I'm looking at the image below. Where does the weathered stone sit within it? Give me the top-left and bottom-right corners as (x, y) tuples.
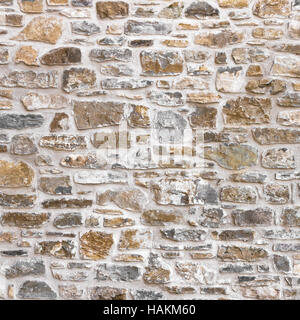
(129, 39), (153, 47)
(272, 56), (300, 78)
(189, 107), (217, 128)
(274, 255), (291, 273)
(143, 253), (171, 284)
(21, 93), (69, 111)
(195, 31), (244, 48)
(1, 212), (50, 228)
(50, 113), (69, 132)
(102, 78), (153, 90)
(4, 259), (45, 279)
(39, 176), (72, 195)
(252, 27), (283, 39)
(0, 192), (36, 209)
(278, 93), (300, 107)
(0, 114), (44, 130)
(60, 8), (90, 18)
(98, 36), (126, 46)
(10, 135), (37, 155)
(118, 229), (152, 250)
(223, 97), (271, 125)
(218, 245), (268, 262)
(15, 46), (39, 66)
(141, 210), (182, 226)
(96, 1), (128, 19)
(53, 213), (82, 229)
(73, 101), (124, 129)
(18, 0), (43, 13)
(149, 91), (184, 107)
(262, 148), (295, 169)
(289, 15), (300, 39)
(264, 183), (290, 204)
(35, 240), (75, 259)
(74, 171), (127, 184)
(114, 254), (144, 262)
(80, 230), (113, 260)
(281, 208), (300, 226)
(199, 208), (225, 228)
(159, 2), (183, 19)
(42, 198), (92, 209)
(72, 21), (100, 35)
(125, 20), (172, 35)
(151, 178), (218, 205)
(58, 285), (83, 300)
(230, 172), (266, 183)
(220, 186), (257, 204)
(13, 16), (62, 44)
(48, 0), (68, 4)
(232, 208), (273, 226)
(41, 47), (81, 65)
(128, 105), (150, 128)
(0, 160), (34, 187)
(241, 287), (280, 300)
(219, 263), (253, 273)
(273, 243), (300, 252)
(89, 48), (132, 62)
(100, 64), (133, 77)
(161, 228), (206, 241)
(218, 0), (248, 8)
(187, 93), (220, 104)
(232, 47), (269, 64)
(89, 286), (126, 300)
(96, 264), (141, 281)
(18, 281), (56, 299)
(60, 154), (106, 169)
(62, 68), (96, 93)
(185, 1), (219, 19)
(173, 77), (209, 90)
(253, 0), (290, 18)
(270, 43), (300, 56)
(131, 289), (163, 300)
(40, 135), (87, 151)
(252, 128), (300, 144)
(205, 144), (258, 170)
(246, 65), (263, 77)
(0, 71), (58, 88)
(264, 229), (300, 240)
(97, 188), (148, 212)
(216, 67), (244, 93)
(140, 50), (183, 76)
(103, 217), (135, 228)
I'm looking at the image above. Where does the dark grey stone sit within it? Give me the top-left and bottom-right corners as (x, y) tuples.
(18, 281), (57, 299)
(0, 114), (44, 129)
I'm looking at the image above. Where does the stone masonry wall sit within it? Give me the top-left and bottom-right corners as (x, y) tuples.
(0, 0), (300, 300)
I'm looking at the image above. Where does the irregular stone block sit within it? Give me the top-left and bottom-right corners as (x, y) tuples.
(63, 68), (96, 92)
(0, 160), (34, 187)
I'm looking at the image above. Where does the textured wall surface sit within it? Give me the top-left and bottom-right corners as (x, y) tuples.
(1, 0), (300, 300)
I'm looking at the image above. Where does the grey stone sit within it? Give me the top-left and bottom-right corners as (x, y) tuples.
(18, 281), (57, 299)
(102, 78), (153, 90)
(131, 289), (164, 300)
(89, 48), (132, 62)
(273, 255), (291, 273)
(219, 263), (254, 273)
(148, 91), (184, 107)
(185, 1), (219, 18)
(0, 114), (43, 129)
(4, 259), (45, 279)
(62, 68), (96, 93)
(54, 213), (82, 229)
(96, 264), (141, 281)
(125, 20), (172, 35)
(72, 21), (100, 35)
(232, 208), (274, 226)
(10, 135), (37, 155)
(161, 228), (207, 241)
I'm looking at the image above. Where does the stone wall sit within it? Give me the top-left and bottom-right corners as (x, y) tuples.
(0, 0), (300, 300)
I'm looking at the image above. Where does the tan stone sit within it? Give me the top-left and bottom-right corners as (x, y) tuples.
(272, 56), (300, 77)
(223, 97), (271, 125)
(15, 46), (39, 66)
(1, 212), (50, 228)
(13, 16), (63, 44)
(252, 28), (283, 40)
(162, 40), (189, 48)
(187, 93), (221, 104)
(195, 31), (244, 48)
(80, 231), (113, 260)
(218, 245), (268, 261)
(218, 0), (248, 8)
(18, 0), (43, 13)
(253, 0), (290, 18)
(246, 65), (263, 76)
(118, 229), (152, 250)
(96, 1), (129, 19)
(189, 107), (217, 128)
(0, 160), (34, 187)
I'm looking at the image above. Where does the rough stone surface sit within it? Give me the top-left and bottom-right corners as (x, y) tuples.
(0, 0), (298, 301)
